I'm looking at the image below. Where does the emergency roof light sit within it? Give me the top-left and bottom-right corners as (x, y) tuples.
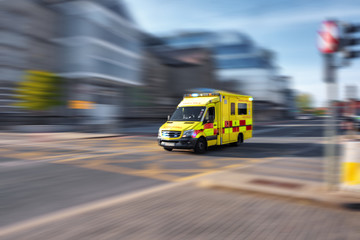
(184, 92), (220, 97)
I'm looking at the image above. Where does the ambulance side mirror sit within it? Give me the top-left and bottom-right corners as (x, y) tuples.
(167, 115), (171, 121)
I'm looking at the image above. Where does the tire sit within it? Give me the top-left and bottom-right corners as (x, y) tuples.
(164, 147), (173, 151)
(194, 138), (207, 154)
(231, 134), (243, 146)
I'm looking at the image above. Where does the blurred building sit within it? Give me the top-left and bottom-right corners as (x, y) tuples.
(0, 0), (58, 124)
(154, 31), (292, 121)
(277, 76), (297, 118)
(345, 85), (358, 101)
(129, 35), (217, 119)
(50, 0), (143, 126)
(0, 0), (143, 128)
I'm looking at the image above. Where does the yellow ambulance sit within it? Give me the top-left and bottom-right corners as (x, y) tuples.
(158, 90), (253, 153)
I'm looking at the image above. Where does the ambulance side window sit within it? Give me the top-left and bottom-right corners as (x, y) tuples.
(238, 103), (247, 115)
(231, 103), (235, 115)
(205, 107), (215, 123)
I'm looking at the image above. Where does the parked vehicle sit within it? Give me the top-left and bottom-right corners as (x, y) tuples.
(158, 90), (253, 153)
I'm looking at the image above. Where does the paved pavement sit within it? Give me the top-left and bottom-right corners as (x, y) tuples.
(1, 184), (360, 240)
(1, 119), (360, 239)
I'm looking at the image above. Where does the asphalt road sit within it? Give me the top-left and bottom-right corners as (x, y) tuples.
(0, 119), (332, 228)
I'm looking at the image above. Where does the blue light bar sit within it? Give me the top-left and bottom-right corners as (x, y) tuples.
(184, 92), (220, 97)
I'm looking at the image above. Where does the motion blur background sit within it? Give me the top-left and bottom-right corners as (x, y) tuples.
(0, 0), (359, 132)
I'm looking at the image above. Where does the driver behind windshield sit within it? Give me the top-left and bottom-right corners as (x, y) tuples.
(170, 107), (205, 121)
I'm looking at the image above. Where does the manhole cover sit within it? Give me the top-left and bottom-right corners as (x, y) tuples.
(249, 179), (303, 189)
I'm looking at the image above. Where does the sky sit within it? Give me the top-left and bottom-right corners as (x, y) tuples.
(123, 0), (360, 107)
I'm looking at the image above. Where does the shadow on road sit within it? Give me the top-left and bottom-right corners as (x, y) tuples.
(171, 142), (331, 159)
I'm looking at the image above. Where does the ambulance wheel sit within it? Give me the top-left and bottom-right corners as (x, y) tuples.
(194, 137), (207, 154)
(164, 147), (173, 151)
(232, 134), (243, 146)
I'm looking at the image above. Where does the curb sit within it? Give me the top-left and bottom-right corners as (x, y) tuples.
(196, 173), (360, 210)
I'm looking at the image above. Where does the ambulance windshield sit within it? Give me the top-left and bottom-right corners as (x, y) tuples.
(170, 107), (206, 121)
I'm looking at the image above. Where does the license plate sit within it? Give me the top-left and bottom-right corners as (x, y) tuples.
(163, 142), (175, 146)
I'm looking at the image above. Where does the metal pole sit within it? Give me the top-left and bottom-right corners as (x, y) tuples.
(323, 53), (339, 190)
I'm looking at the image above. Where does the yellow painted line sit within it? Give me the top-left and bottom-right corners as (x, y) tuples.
(221, 164), (243, 169)
(78, 159), (111, 166)
(2, 152), (47, 160)
(146, 163), (162, 170)
(54, 155), (99, 163)
(80, 163), (177, 182)
(162, 159), (195, 162)
(198, 160), (217, 168)
(151, 169), (214, 173)
(38, 152), (85, 160)
(176, 170), (218, 182)
(54, 148), (161, 163)
(175, 157), (280, 182)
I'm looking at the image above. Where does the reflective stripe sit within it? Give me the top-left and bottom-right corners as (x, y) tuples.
(204, 128), (214, 136)
(246, 119), (253, 125)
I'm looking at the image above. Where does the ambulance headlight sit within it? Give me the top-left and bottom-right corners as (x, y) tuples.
(158, 129), (162, 137)
(182, 129), (194, 138)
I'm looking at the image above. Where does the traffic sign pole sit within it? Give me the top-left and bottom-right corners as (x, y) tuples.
(318, 20), (340, 190)
(323, 53), (339, 190)
(319, 20), (360, 190)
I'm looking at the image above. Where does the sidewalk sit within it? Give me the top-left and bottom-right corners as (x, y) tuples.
(196, 134), (360, 208)
(1, 183), (359, 240)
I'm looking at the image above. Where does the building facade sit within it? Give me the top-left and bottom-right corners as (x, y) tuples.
(0, 0), (143, 128)
(134, 36), (217, 119)
(51, 0), (143, 126)
(0, 0), (58, 124)
(157, 31), (291, 120)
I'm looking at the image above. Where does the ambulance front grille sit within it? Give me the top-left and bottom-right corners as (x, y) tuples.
(162, 131), (181, 138)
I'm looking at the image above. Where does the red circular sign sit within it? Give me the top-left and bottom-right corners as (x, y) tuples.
(318, 20), (339, 54)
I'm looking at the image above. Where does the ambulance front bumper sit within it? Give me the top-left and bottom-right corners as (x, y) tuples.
(158, 137), (197, 149)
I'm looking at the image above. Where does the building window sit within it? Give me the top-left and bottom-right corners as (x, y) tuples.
(238, 103), (247, 115)
(231, 103), (235, 115)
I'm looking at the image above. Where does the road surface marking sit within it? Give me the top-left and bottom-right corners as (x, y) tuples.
(79, 163), (178, 182)
(176, 170), (220, 182)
